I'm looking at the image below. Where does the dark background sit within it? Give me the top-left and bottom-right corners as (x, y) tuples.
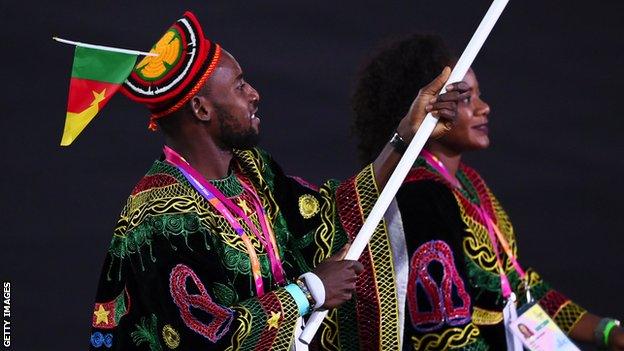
(1, 1), (623, 350)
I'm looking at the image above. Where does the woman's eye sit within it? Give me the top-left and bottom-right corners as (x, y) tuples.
(462, 96), (472, 104)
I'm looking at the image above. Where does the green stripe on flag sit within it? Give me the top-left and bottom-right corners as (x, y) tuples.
(71, 46), (137, 84)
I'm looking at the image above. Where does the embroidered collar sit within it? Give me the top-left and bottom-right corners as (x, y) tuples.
(209, 170), (244, 198)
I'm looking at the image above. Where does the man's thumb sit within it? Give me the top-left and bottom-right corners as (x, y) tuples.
(422, 66), (451, 95)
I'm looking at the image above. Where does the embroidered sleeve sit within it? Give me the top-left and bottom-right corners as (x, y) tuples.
(525, 269), (587, 334)
(89, 193), (304, 351)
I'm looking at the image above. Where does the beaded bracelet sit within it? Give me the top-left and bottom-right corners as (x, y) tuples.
(295, 278), (316, 309)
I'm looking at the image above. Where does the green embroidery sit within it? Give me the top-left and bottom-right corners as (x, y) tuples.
(462, 337), (490, 351)
(456, 171), (481, 205)
(289, 229), (315, 273)
(131, 314), (163, 351)
(212, 282), (239, 306)
(255, 149), (276, 192)
(147, 161), (187, 184)
(528, 280), (551, 302)
(221, 245), (271, 278)
(108, 213), (210, 281)
(113, 291), (128, 325)
(464, 255), (520, 300)
(209, 171), (244, 197)
(417, 158), (480, 204)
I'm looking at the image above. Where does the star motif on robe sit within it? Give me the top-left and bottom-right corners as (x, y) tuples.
(267, 311), (281, 330)
(237, 198), (253, 216)
(93, 304), (110, 325)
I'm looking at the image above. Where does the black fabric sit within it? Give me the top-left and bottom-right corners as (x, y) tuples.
(396, 179), (506, 349)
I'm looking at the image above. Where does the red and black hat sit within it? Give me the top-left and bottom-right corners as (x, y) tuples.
(121, 11), (221, 129)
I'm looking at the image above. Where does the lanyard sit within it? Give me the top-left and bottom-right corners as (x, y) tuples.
(421, 150), (527, 299)
(163, 146), (285, 296)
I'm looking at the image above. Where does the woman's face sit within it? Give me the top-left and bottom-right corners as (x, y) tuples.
(436, 69), (491, 153)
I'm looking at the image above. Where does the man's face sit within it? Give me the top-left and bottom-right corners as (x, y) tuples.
(203, 50), (261, 149)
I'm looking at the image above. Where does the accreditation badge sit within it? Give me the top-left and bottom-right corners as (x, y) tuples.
(510, 302), (580, 351)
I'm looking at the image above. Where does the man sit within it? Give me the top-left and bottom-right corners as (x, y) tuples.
(88, 12), (468, 350)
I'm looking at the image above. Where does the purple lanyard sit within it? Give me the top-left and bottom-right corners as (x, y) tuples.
(421, 150), (526, 298)
(163, 146), (286, 289)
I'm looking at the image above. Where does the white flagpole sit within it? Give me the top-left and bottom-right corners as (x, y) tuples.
(299, 0), (511, 344)
(53, 37), (158, 57)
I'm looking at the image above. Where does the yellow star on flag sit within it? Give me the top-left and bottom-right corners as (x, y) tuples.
(267, 311), (281, 330)
(61, 89), (108, 146)
(91, 89), (107, 106)
(93, 304), (110, 325)
(237, 198), (253, 216)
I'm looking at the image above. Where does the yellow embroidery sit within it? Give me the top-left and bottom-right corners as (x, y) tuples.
(237, 198), (253, 216)
(226, 306), (252, 351)
(136, 30), (182, 80)
(472, 307), (503, 325)
(298, 194), (319, 219)
(552, 301), (587, 334)
(411, 322), (480, 351)
(267, 311), (281, 330)
(93, 305), (110, 325)
(162, 324), (180, 349)
(356, 165), (402, 350)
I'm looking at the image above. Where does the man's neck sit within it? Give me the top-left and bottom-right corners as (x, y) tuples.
(426, 143), (462, 178)
(165, 136), (233, 180)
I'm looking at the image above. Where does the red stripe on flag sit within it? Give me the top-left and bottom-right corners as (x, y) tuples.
(66, 78), (120, 113)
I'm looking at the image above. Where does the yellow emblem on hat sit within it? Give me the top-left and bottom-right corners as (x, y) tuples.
(162, 324), (180, 349)
(136, 29), (182, 80)
(298, 194), (319, 219)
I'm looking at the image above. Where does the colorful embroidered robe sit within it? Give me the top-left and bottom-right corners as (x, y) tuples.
(88, 148), (379, 351)
(380, 158), (588, 350)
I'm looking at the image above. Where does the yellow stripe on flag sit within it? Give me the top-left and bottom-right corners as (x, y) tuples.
(60, 89), (106, 146)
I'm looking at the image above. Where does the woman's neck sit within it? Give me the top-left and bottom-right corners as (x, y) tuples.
(426, 143), (462, 178)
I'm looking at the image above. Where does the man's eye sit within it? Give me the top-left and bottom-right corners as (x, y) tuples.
(237, 82), (246, 90)
(462, 96), (472, 104)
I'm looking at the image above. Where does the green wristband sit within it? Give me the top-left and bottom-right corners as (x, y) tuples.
(603, 320), (619, 347)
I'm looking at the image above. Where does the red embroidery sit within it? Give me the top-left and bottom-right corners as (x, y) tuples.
(287, 175), (319, 192)
(131, 174), (178, 195)
(538, 290), (570, 317)
(255, 292), (283, 351)
(407, 241), (471, 331)
(92, 287), (131, 329)
(336, 177), (381, 351)
(169, 264), (234, 342)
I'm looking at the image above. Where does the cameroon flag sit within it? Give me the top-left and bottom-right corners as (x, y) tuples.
(61, 46), (137, 146)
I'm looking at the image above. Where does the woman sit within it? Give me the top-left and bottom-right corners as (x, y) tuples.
(351, 34), (624, 350)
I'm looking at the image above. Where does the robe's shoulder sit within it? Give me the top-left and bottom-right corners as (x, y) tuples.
(114, 160), (205, 239)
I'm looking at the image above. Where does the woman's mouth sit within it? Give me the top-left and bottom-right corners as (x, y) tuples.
(472, 123), (488, 134)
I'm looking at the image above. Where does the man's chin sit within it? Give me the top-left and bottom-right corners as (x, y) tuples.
(224, 132), (261, 150)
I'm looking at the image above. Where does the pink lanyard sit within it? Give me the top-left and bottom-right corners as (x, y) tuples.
(163, 146), (285, 296)
(421, 150), (526, 298)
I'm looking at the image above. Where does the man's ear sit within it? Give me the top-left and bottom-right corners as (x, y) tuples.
(190, 95), (213, 122)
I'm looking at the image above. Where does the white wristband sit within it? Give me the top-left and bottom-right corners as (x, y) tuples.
(300, 272), (325, 310)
